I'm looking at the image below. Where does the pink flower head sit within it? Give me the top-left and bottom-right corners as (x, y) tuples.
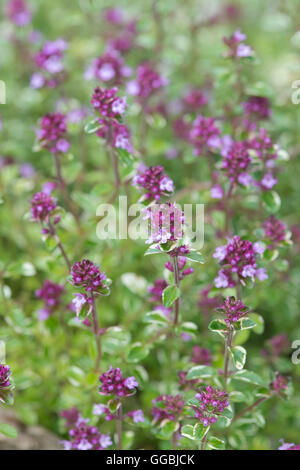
(148, 278), (168, 303)
(85, 50), (132, 84)
(127, 62), (168, 101)
(71, 259), (108, 295)
(37, 113), (69, 154)
(132, 165), (174, 201)
(99, 367), (138, 397)
(263, 215), (286, 248)
(221, 141), (251, 184)
(192, 386), (229, 426)
(35, 280), (64, 320)
(216, 296), (249, 324)
(62, 415), (112, 450)
(6, 0), (31, 26)
(242, 96), (271, 120)
(144, 202), (185, 245)
(183, 89), (207, 112)
(30, 192), (57, 223)
(190, 115), (221, 155)
(127, 409), (145, 423)
(214, 236), (267, 287)
(191, 346), (212, 366)
(270, 373), (289, 397)
(151, 394), (184, 423)
(223, 29), (253, 58)
(91, 87), (127, 118)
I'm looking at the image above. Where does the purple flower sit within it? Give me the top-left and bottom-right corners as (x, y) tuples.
(32, 39), (68, 88)
(191, 346), (212, 366)
(36, 113), (69, 154)
(242, 96), (271, 120)
(192, 386), (229, 426)
(127, 62), (168, 101)
(278, 440), (300, 450)
(144, 203), (185, 245)
(216, 296), (249, 324)
(0, 364), (12, 404)
(61, 415), (112, 450)
(6, 0), (31, 26)
(183, 89), (207, 112)
(148, 278), (168, 303)
(260, 173), (278, 190)
(133, 165), (174, 201)
(221, 141), (251, 184)
(263, 215), (286, 248)
(99, 367), (138, 397)
(60, 408), (80, 428)
(71, 260), (108, 295)
(85, 50), (131, 84)
(214, 236), (267, 287)
(91, 87), (127, 118)
(270, 373), (289, 397)
(190, 115), (221, 155)
(151, 394), (184, 423)
(30, 192), (57, 223)
(103, 8), (124, 25)
(211, 184), (224, 199)
(35, 280), (64, 320)
(165, 255), (194, 280)
(223, 29), (253, 58)
(127, 409), (145, 423)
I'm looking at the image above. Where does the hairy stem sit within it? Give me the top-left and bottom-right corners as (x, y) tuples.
(172, 254), (180, 326)
(53, 153), (81, 229)
(223, 327), (233, 391)
(91, 292), (102, 373)
(116, 403), (123, 450)
(48, 221), (71, 271)
(232, 396), (269, 422)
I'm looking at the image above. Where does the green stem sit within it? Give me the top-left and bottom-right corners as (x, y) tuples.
(172, 255), (180, 326)
(91, 292), (102, 373)
(116, 403), (123, 450)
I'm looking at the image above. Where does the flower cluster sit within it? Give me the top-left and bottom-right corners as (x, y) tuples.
(223, 29), (253, 58)
(278, 440), (300, 451)
(263, 215), (286, 248)
(99, 368), (138, 397)
(35, 280), (64, 321)
(216, 296), (249, 324)
(85, 50), (131, 84)
(36, 113), (70, 154)
(71, 260), (108, 295)
(165, 256), (194, 280)
(192, 386), (229, 426)
(0, 364), (12, 404)
(132, 165), (174, 201)
(91, 87), (127, 118)
(191, 346), (212, 366)
(270, 373), (289, 396)
(61, 415), (112, 450)
(242, 96), (271, 120)
(31, 39), (68, 89)
(30, 192), (57, 223)
(214, 236), (267, 287)
(144, 202), (185, 245)
(151, 394), (184, 423)
(6, 0), (31, 26)
(190, 115), (221, 156)
(221, 140), (252, 186)
(182, 89), (207, 113)
(127, 62), (168, 101)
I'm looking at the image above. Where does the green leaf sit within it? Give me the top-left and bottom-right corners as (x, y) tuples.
(127, 342), (149, 363)
(248, 313), (264, 334)
(143, 311), (169, 325)
(185, 251), (205, 264)
(177, 322), (198, 337)
(0, 423), (18, 438)
(229, 391), (248, 403)
(162, 285), (180, 308)
(144, 245), (162, 256)
(157, 420), (178, 440)
(262, 191), (281, 213)
(207, 436), (225, 450)
(181, 424), (194, 440)
(233, 370), (264, 385)
(239, 317), (257, 330)
(84, 119), (101, 134)
(230, 346), (247, 370)
(193, 423), (206, 440)
(186, 365), (215, 380)
(116, 148), (136, 167)
(208, 319), (228, 332)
